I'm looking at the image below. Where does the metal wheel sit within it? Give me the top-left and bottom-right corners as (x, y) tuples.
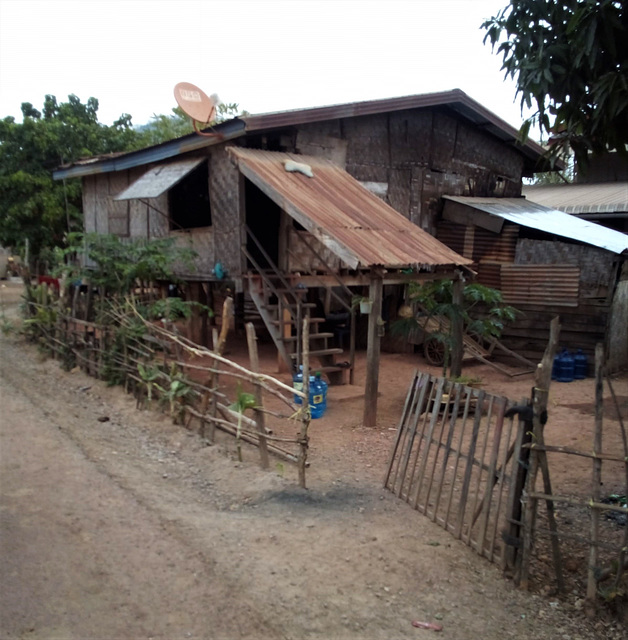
(423, 337), (445, 366)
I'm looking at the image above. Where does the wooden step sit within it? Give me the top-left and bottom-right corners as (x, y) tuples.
(263, 302), (317, 311)
(271, 317), (326, 326)
(289, 348), (343, 359)
(281, 332), (334, 343)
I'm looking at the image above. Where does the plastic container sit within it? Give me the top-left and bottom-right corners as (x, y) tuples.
(309, 372), (328, 419)
(551, 352), (561, 381)
(574, 349), (588, 379)
(556, 349), (575, 383)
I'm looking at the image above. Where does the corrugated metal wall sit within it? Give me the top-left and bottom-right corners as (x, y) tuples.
(435, 219), (616, 361)
(501, 264), (580, 307)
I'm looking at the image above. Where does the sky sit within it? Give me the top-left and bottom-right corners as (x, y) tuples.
(0, 0), (530, 130)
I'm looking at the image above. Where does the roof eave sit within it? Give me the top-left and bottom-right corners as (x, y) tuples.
(52, 118), (246, 180)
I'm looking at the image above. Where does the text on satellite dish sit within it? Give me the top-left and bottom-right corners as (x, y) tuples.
(179, 89), (202, 102)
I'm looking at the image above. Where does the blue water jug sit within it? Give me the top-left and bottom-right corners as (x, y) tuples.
(309, 372), (328, 419)
(574, 349), (588, 379)
(556, 349), (575, 382)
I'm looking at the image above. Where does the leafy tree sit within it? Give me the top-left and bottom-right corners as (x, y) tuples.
(0, 95), (141, 266)
(482, 0), (628, 168)
(0, 93), (246, 267)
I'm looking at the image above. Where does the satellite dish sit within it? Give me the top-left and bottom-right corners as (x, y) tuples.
(174, 82), (221, 137)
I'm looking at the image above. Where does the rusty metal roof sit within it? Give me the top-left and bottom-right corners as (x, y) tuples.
(523, 182), (628, 214)
(229, 147), (471, 270)
(443, 195), (628, 255)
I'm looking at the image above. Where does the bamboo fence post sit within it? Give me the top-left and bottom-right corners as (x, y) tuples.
(246, 322), (270, 469)
(606, 374), (628, 591)
(587, 343), (604, 606)
(298, 317), (310, 489)
(201, 298), (232, 442)
(395, 374), (431, 499)
(518, 316), (561, 590)
(466, 394), (495, 547)
(383, 371), (419, 489)
(443, 389), (473, 531)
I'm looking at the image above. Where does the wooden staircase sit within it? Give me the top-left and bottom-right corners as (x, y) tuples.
(245, 272), (350, 384)
(242, 229), (353, 385)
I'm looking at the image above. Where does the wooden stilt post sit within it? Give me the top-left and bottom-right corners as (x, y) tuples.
(450, 273), (464, 379)
(246, 322), (270, 469)
(298, 317), (310, 488)
(363, 274), (383, 427)
(587, 343), (604, 607)
(188, 281), (203, 345)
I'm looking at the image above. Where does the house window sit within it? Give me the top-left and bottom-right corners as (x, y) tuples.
(168, 161), (211, 230)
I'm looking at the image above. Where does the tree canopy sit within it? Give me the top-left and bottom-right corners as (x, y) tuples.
(0, 94), (245, 267)
(482, 0), (628, 168)
(0, 95), (140, 263)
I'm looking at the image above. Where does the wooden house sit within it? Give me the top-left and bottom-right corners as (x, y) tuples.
(54, 89), (592, 416)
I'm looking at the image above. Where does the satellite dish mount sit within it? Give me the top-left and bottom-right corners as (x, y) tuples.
(174, 82), (223, 138)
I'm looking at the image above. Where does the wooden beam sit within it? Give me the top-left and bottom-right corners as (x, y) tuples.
(363, 275), (383, 427)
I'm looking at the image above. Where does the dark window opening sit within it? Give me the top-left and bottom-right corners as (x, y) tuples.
(168, 162), (211, 230)
(245, 178), (281, 268)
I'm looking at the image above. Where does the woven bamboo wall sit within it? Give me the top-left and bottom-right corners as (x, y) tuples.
(107, 171), (130, 237)
(209, 147), (242, 278)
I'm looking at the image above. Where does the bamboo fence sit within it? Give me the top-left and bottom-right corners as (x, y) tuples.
(385, 320), (628, 610)
(27, 292), (313, 487)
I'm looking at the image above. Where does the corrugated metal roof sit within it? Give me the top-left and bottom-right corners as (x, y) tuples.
(113, 157), (205, 200)
(523, 182), (628, 214)
(230, 148), (471, 270)
(443, 196), (628, 255)
(53, 89), (553, 180)
(53, 119), (246, 180)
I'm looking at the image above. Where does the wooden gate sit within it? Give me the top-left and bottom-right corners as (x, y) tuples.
(384, 371), (523, 565)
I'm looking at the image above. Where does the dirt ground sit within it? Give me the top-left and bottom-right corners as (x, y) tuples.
(1, 279), (626, 640)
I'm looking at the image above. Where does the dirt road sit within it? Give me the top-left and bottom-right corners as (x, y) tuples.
(0, 283), (623, 639)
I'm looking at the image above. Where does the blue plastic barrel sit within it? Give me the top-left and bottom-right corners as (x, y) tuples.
(574, 349), (588, 379)
(556, 349), (575, 382)
(551, 351), (561, 380)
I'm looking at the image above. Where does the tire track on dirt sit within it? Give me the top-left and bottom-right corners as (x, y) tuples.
(0, 338), (289, 640)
